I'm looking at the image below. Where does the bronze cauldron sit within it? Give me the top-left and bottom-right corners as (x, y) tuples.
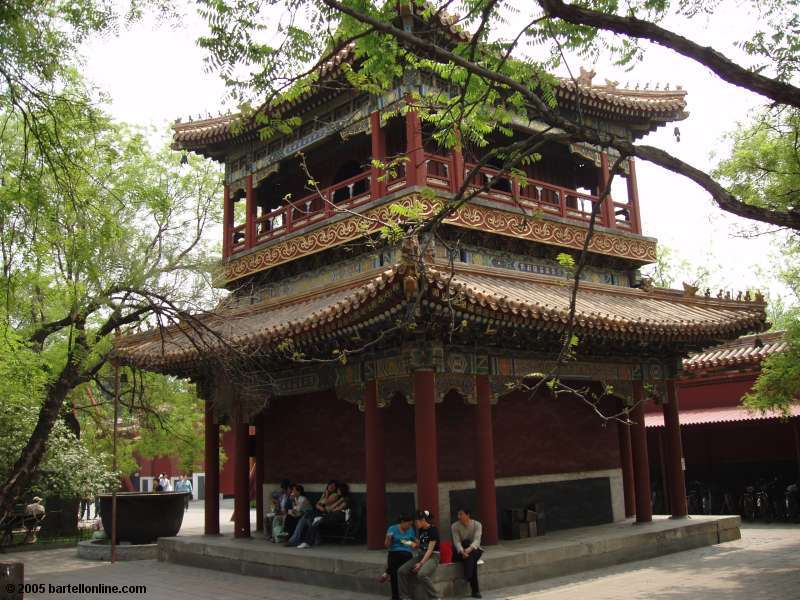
(99, 492), (188, 544)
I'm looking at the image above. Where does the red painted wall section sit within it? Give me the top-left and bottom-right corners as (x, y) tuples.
(677, 374), (758, 410)
(262, 390), (366, 484)
(644, 372), (758, 414)
(220, 428), (236, 496)
(492, 389), (619, 478)
(383, 392), (417, 482)
(258, 386), (619, 485)
(134, 452), (181, 478)
(437, 390), (477, 481)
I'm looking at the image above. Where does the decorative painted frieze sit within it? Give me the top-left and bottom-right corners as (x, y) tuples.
(222, 193), (657, 283)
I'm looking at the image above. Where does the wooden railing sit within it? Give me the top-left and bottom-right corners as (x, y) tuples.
(229, 171), (372, 250)
(464, 161), (612, 227)
(227, 152), (639, 255)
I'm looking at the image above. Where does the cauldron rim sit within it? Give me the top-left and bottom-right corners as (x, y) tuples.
(99, 491), (187, 544)
(98, 491), (188, 498)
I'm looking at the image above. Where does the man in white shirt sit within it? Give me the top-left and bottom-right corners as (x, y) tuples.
(450, 508), (484, 599)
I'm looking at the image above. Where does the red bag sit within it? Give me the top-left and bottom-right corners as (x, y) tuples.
(439, 540), (453, 564)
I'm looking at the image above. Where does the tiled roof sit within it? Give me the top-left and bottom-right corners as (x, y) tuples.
(555, 81), (687, 119)
(114, 264), (766, 373)
(682, 331), (786, 373)
(645, 405), (800, 428)
(435, 268), (763, 339)
(173, 4), (687, 154)
(174, 80), (687, 151)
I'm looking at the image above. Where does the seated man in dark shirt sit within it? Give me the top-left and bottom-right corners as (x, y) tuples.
(397, 509), (440, 600)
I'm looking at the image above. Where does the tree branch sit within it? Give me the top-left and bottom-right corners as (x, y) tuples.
(538, 0), (800, 109)
(320, 0), (800, 230)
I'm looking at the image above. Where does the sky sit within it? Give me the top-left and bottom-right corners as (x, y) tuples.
(79, 1), (789, 304)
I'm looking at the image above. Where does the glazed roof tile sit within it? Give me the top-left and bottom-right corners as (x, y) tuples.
(174, 80), (687, 150)
(114, 264), (766, 373)
(682, 331), (786, 373)
(173, 5), (686, 154)
(645, 404), (800, 428)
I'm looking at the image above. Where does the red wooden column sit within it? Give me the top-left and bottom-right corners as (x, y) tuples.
(204, 400), (220, 535)
(233, 418), (251, 538)
(617, 399), (636, 518)
(364, 380), (387, 550)
(222, 184), (232, 258)
(626, 158), (643, 234)
(663, 380), (689, 517)
(245, 174), (255, 249)
(413, 370), (439, 514)
(451, 130), (465, 193)
(255, 411), (266, 531)
(599, 151), (615, 228)
(404, 104), (425, 187)
(629, 382), (653, 523)
(370, 112), (386, 199)
(474, 375), (498, 545)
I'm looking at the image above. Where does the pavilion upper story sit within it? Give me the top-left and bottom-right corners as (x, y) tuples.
(173, 42), (688, 287)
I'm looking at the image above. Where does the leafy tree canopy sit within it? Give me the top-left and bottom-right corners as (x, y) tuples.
(0, 73), (221, 510)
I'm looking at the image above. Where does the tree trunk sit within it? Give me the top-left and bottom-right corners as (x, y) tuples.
(0, 359), (85, 516)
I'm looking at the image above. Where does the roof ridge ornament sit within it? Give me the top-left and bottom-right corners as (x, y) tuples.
(577, 66), (596, 87)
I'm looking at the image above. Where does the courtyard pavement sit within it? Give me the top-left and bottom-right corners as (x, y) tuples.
(3, 503), (799, 599)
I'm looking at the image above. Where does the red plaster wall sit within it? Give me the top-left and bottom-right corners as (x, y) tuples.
(644, 372), (759, 414)
(262, 390), (366, 484)
(219, 429), (236, 495)
(134, 452), (181, 478)
(258, 385), (620, 485)
(491, 389), (619, 478)
(677, 374), (758, 410)
(383, 392), (417, 482)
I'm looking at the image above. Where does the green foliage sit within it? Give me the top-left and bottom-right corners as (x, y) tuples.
(713, 110), (800, 215)
(79, 374), (206, 476)
(0, 324), (116, 499)
(715, 110), (800, 409)
(0, 74), (222, 505)
(744, 315), (800, 413)
(556, 252), (576, 272)
(380, 198), (429, 242)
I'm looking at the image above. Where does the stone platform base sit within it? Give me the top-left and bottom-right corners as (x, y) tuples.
(158, 515), (740, 598)
(77, 539), (159, 561)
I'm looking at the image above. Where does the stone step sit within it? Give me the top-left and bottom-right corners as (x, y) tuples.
(158, 515), (740, 598)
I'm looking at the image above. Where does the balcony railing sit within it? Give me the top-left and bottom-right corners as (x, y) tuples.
(226, 152), (639, 256)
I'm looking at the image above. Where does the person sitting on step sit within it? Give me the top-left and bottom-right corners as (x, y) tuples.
(265, 479), (292, 541)
(451, 507), (484, 599)
(397, 509), (440, 600)
(283, 484), (311, 542)
(379, 513), (416, 600)
(292, 480), (349, 548)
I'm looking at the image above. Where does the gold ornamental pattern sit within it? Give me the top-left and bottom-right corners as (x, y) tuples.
(445, 204), (657, 263)
(223, 195), (657, 282)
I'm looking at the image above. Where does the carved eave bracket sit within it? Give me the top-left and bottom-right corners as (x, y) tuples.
(377, 376), (413, 406)
(437, 372), (475, 404)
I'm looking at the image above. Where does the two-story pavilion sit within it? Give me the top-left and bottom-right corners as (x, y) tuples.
(114, 12), (766, 549)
